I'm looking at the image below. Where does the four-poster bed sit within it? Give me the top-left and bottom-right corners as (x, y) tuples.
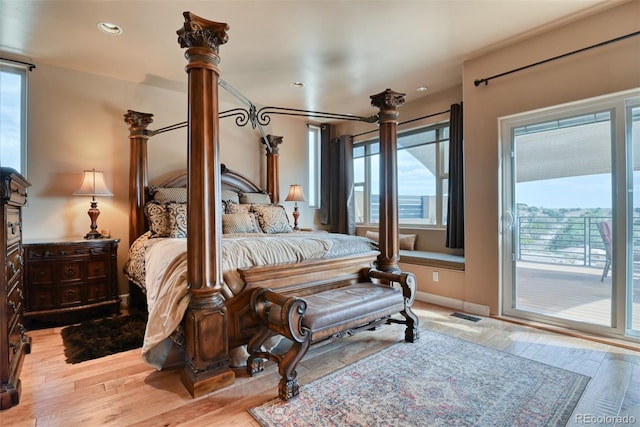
(123, 11), (417, 398)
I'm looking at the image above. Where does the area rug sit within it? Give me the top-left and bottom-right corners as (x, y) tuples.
(249, 330), (590, 427)
(60, 311), (147, 364)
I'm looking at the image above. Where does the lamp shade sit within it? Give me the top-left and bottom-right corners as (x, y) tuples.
(73, 169), (113, 197)
(285, 184), (306, 202)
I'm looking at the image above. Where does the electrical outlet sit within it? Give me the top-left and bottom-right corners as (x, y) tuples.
(433, 271), (439, 282)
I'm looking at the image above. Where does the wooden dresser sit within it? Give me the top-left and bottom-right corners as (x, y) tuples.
(0, 167), (31, 410)
(23, 238), (121, 326)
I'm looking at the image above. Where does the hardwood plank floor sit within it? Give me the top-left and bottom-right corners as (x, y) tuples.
(3, 301), (640, 426)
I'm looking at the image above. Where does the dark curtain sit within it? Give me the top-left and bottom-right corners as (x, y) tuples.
(319, 129), (355, 234)
(446, 103), (465, 248)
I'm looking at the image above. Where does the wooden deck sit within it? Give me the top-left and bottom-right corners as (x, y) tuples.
(516, 261), (640, 331)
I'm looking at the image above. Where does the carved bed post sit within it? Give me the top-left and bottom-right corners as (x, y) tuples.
(370, 89), (405, 273)
(177, 12), (234, 397)
(124, 110), (153, 244)
(264, 134), (283, 203)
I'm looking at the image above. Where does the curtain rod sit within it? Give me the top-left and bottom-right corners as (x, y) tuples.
(474, 30), (640, 87)
(0, 57), (36, 71)
(351, 109), (451, 139)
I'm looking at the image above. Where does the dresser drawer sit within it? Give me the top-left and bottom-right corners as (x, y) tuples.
(6, 207), (21, 247)
(6, 246), (22, 287)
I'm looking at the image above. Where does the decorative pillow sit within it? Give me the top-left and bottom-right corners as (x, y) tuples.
(226, 201), (252, 215)
(239, 191), (271, 205)
(167, 203), (188, 238)
(152, 187), (187, 203)
(252, 204), (293, 234)
(222, 189), (240, 204)
(365, 230), (417, 251)
(222, 213), (261, 234)
(145, 202), (170, 237)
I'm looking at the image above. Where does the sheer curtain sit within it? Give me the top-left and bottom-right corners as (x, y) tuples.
(446, 103), (464, 248)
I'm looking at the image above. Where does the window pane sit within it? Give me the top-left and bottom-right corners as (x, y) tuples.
(354, 183), (365, 224)
(0, 69), (24, 172)
(369, 154), (380, 224)
(398, 144), (436, 225)
(307, 125), (320, 207)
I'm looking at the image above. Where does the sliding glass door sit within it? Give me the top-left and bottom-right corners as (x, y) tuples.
(501, 91), (640, 339)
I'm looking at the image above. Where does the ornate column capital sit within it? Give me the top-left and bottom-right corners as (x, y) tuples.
(177, 12), (229, 52)
(370, 89), (405, 123)
(265, 134), (283, 154)
(124, 110), (153, 133)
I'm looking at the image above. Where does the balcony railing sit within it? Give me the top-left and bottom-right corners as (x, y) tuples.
(517, 215), (640, 271)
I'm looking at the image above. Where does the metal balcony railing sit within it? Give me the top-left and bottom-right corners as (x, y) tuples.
(516, 215), (640, 269)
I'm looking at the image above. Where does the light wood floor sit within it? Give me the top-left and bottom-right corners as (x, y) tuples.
(3, 301), (640, 427)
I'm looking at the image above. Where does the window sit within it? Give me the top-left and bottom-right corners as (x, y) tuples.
(307, 124), (321, 208)
(354, 123), (449, 226)
(0, 61), (28, 174)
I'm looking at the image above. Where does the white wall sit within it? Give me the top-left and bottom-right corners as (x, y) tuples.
(24, 63), (309, 298)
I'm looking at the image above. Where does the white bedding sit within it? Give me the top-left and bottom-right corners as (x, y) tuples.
(125, 232), (376, 369)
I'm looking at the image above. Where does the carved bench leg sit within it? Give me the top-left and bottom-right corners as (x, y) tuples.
(402, 306), (420, 343)
(247, 327), (277, 376)
(278, 339), (310, 400)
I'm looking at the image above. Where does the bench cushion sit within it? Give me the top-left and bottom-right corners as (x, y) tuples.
(300, 283), (405, 341)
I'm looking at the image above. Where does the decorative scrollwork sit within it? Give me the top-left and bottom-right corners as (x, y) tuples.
(220, 108), (251, 127)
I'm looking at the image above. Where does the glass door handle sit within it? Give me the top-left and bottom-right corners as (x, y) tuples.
(503, 209), (514, 230)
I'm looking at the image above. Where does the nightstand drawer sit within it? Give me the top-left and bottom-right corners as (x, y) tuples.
(23, 238), (121, 326)
(57, 261), (82, 283)
(28, 263), (54, 285)
(28, 286), (55, 311)
(58, 285), (82, 306)
(87, 260), (107, 279)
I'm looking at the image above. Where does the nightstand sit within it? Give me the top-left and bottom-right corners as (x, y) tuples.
(22, 238), (121, 327)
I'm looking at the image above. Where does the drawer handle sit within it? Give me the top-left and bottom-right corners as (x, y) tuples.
(9, 342), (18, 354)
(7, 261), (16, 274)
(18, 288), (23, 300)
(64, 267), (76, 277)
(9, 300), (17, 313)
(67, 290), (76, 298)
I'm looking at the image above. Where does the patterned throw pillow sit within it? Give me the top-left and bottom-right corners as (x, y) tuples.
(152, 187), (187, 203)
(239, 191), (271, 205)
(226, 201), (252, 215)
(167, 203), (188, 238)
(252, 204), (293, 234)
(222, 189), (240, 204)
(222, 213), (260, 234)
(145, 202), (170, 237)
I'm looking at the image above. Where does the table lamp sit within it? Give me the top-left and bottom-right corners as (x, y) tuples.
(285, 184), (306, 230)
(74, 168), (113, 239)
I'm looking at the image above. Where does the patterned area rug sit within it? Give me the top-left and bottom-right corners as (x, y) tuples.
(249, 330), (590, 427)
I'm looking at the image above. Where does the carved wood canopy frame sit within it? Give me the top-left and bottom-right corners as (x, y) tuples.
(124, 11), (405, 398)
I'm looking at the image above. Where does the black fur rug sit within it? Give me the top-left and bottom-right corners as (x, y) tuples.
(60, 311), (147, 364)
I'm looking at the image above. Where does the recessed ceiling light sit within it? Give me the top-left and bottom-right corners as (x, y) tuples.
(417, 86), (428, 92)
(290, 82), (305, 88)
(97, 22), (123, 35)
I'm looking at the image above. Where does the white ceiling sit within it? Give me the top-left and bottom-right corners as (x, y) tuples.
(0, 0), (625, 118)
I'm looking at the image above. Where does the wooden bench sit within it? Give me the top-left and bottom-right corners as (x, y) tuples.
(246, 269), (419, 400)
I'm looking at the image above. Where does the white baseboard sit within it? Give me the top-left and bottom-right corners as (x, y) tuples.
(415, 291), (490, 316)
(120, 294), (130, 309)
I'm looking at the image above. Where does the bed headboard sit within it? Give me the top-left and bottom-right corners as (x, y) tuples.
(154, 164), (264, 194)
(129, 163), (268, 242)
